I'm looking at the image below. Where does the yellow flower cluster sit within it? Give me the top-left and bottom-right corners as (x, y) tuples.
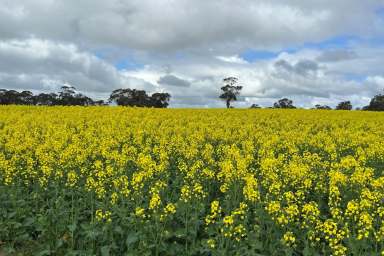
(95, 209), (112, 223)
(282, 231), (296, 248)
(205, 200), (221, 225)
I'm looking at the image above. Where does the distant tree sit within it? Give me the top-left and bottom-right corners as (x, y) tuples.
(0, 87), (99, 106)
(73, 94), (94, 106)
(250, 104), (261, 109)
(363, 93), (384, 111)
(0, 89), (18, 105)
(0, 89), (7, 104)
(219, 77), (242, 108)
(109, 89), (171, 108)
(56, 86), (94, 106)
(0, 89), (10, 104)
(314, 104), (332, 110)
(150, 92), (171, 108)
(109, 88), (149, 107)
(19, 91), (34, 105)
(273, 98), (296, 109)
(336, 101), (352, 110)
(57, 86), (76, 105)
(93, 100), (107, 106)
(0, 89), (34, 105)
(59, 85), (76, 97)
(34, 93), (58, 106)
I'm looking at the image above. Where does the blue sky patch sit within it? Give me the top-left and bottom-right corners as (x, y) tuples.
(93, 50), (144, 70)
(376, 7), (384, 18)
(114, 59), (144, 70)
(240, 50), (279, 62)
(344, 73), (367, 82)
(241, 35), (359, 63)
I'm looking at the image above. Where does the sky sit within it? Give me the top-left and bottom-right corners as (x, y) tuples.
(0, 0), (384, 108)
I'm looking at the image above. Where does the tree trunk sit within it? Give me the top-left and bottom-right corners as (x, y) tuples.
(226, 100), (230, 109)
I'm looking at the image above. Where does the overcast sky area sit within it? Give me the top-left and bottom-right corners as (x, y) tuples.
(1, 0), (384, 108)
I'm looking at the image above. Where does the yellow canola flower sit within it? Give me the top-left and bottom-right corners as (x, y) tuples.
(207, 238), (216, 248)
(135, 207), (146, 218)
(223, 216), (234, 226)
(282, 231), (296, 248)
(149, 193), (161, 211)
(95, 209), (112, 223)
(164, 203), (176, 215)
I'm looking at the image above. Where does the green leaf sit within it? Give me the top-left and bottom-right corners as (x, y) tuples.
(101, 246), (110, 256)
(24, 217), (35, 226)
(55, 238), (64, 249)
(8, 212), (17, 218)
(36, 249), (51, 256)
(114, 225), (123, 235)
(251, 240), (263, 250)
(68, 223), (77, 232)
(126, 234), (138, 247)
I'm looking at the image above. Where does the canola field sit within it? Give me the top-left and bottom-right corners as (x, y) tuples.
(0, 106), (384, 256)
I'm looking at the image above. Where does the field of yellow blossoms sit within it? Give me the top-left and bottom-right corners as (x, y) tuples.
(1, 106), (384, 255)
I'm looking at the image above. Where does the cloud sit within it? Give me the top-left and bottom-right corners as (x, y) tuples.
(216, 55), (248, 64)
(274, 59), (319, 77)
(317, 49), (358, 62)
(158, 75), (191, 87)
(0, 38), (156, 95)
(0, 0), (383, 53)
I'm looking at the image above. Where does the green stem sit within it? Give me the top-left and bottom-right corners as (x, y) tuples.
(71, 191), (74, 249)
(185, 208), (189, 254)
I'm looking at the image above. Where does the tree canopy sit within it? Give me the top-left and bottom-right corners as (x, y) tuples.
(219, 77), (242, 108)
(363, 93), (384, 111)
(250, 104), (261, 109)
(313, 104), (332, 110)
(336, 101), (352, 110)
(0, 87), (170, 108)
(273, 98), (296, 109)
(108, 89), (171, 108)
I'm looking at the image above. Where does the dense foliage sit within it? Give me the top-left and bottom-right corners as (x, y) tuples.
(219, 77), (242, 108)
(363, 94), (384, 111)
(336, 101), (353, 111)
(273, 98), (296, 109)
(0, 87), (171, 108)
(108, 89), (171, 108)
(1, 107), (384, 255)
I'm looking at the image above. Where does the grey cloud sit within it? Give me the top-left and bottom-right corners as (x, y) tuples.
(0, 0), (382, 53)
(295, 60), (319, 75)
(317, 49), (358, 62)
(158, 75), (191, 87)
(274, 60), (293, 72)
(274, 59), (319, 76)
(0, 38), (155, 93)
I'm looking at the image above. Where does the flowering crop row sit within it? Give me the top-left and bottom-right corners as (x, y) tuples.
(0, 106), (383, 255)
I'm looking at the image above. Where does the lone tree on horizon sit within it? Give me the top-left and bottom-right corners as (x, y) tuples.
(219, 77), (242, 108)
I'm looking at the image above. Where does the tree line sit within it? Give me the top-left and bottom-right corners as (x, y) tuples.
(0, 86), (171, 108)
(220, 77), (384, 111)
(1, 77), (384, 111)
